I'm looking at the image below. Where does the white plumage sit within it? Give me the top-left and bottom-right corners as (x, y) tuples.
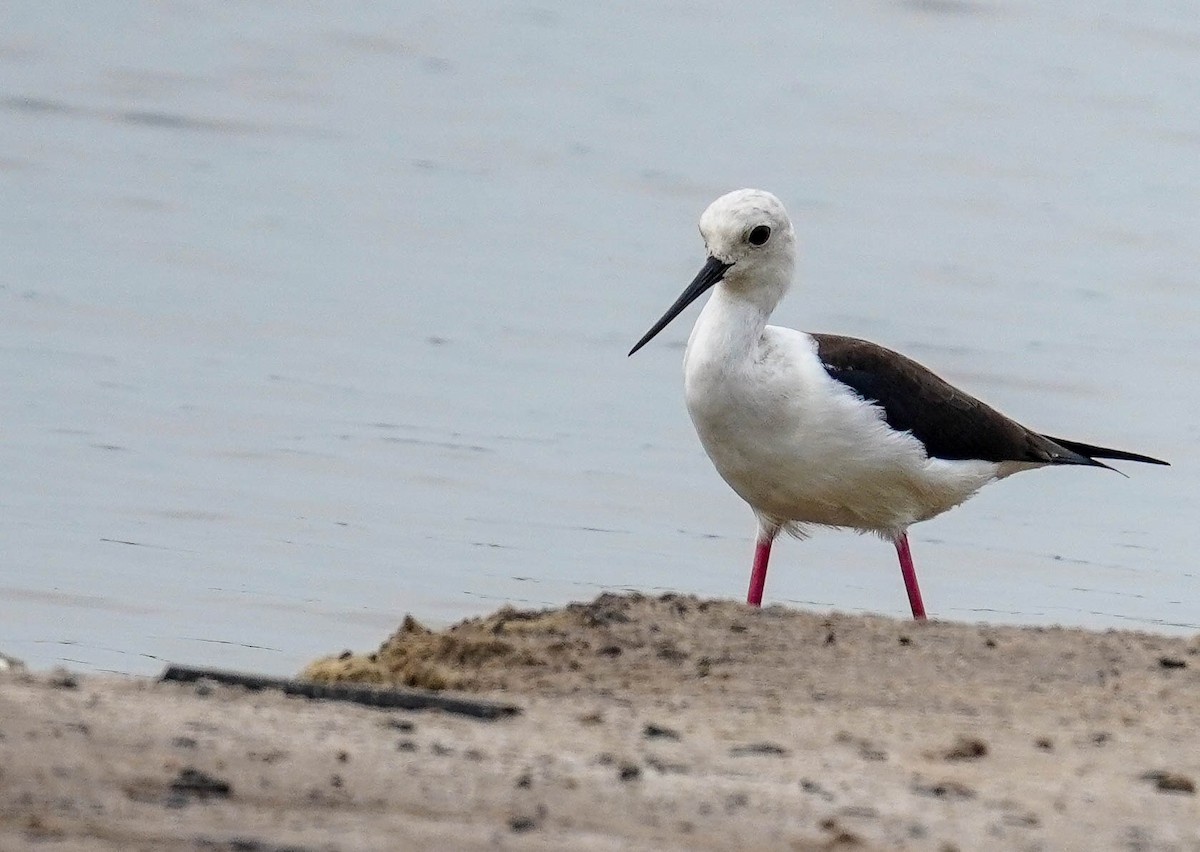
(686, 301), (1002, 539)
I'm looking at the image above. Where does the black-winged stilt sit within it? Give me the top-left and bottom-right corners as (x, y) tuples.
(630, 189), (1167, 620)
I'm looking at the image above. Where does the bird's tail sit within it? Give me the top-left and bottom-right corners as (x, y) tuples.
(1042, 435), (1169, 467)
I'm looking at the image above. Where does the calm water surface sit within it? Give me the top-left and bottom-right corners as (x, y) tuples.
(2, 2), (1196, 675)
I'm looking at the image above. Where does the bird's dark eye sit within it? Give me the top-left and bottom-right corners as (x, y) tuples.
(748, 225), (771, 246)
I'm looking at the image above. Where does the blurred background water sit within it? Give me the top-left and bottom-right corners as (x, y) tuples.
(1, 1), (1195, 675)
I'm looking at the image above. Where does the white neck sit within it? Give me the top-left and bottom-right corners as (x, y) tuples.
(686, 263), (791, 367)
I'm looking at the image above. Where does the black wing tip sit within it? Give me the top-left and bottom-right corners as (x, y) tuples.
(1129, 455), (1171, 467)
(1046, 451), (1123, 475)
(1042, 435), (1170, 468)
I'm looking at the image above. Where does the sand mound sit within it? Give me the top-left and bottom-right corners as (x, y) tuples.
(301, 592), (747, 691)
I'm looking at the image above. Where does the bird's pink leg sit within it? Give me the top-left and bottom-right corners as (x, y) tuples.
(746, 524), (779, 607)
(893, 532), (927, 620)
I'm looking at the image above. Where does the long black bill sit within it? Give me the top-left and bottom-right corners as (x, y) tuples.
(628, 256), (732, 356)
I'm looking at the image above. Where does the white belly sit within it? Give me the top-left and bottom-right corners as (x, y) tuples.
(684, 327), (1000, 537)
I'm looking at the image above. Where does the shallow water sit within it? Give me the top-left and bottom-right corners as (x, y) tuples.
(1, 2), (1196, 675)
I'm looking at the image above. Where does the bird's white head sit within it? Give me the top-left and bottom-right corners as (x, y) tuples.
(629, 189), (796, 356)
(699, 189), (796, 274)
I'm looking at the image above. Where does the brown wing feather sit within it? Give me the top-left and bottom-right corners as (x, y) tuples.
(811, 334), (1094, 466)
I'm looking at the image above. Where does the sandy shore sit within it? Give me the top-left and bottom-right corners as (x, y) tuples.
(2, 593), (1199, 850)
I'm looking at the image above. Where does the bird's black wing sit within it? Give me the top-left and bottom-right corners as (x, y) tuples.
(812, 333), (1120, 467)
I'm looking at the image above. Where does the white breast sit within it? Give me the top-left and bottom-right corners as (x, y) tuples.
(684, 323), (1000, 537)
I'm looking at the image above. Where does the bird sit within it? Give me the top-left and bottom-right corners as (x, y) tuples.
(629, 189), (1168, 620)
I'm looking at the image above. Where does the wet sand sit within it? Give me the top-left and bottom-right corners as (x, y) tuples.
(2, 593), (1198, 850)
